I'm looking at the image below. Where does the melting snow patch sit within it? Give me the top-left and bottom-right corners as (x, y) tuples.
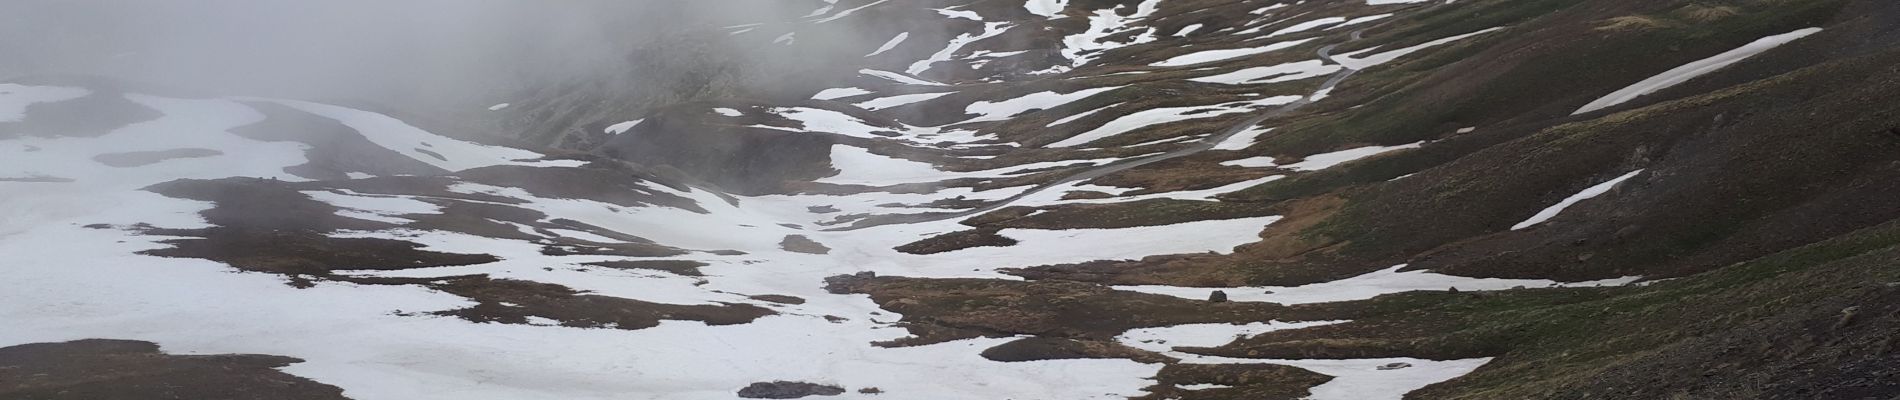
(714, 108), (744, 117)
(1117, 264), (1642, 304)
(865, 32), (910, 57)
(603, 119), (643, 135)
(861, 69), (948, 86)
(1116, 320), (1348, 352)
(260, 99), (565, 172)
(855, 92), (954, 111)
(1281, 141), (1423, 171)
(486, 103), (510, 111)
(0, 84), (91, 122)
(1573, 28), (1821, 115)
(1151, 38), (1316, 67)
(908, 22), (1013, 75)
(813, 87), (873, 100)
(1269, 17), (1346, 37)
(1212, 125), (1274, 150)
(962, 86), (1122, 123)
(1191, 59), (1341, 85)
(1220, 156), (1279, 168)
(1047, 96), (1300, 148)
(1173, 23), (1204, 37)
(1335, 27), (1503, 70)
(1025, 0), (1069, 18)
(1046, 102), (1121, 127)
(1178, 355), (1495, 400)
(816, 145), (945, 186)
(1511, 169), (1644, 230)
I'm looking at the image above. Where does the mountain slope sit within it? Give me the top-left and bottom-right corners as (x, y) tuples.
(4, 0), (1899, 399)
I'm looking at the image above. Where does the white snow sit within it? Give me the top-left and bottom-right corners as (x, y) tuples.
(1511, 169), (1644, 230)
(0, 84), (90, 122)
(817, 145), (945, 186)
(603, 119), (644, 135)
(713, 107), (744, 117)
(487, 103), (510, 111)
(812, 0), (890, 24)
(961, 86), (1123, 123)
(860, 69), (947, 86)
(1220, 156), (1279, 168)
(1191, 59), (1340, 85)
(263, 99), (569, 172)
(1173, 23), (1204, 37)
(1269, 17), (1346, 37)
(813, 87), (874, 100)
(1048, 96), (1300, 148)
(865, 32), (910, 57)
(1334, 27), (1503, 70)
(1116, 320), (1347, 352)
(1055, 0), (1164, 69)
(934, 7), (982, 21)
(1178, 355), (1496, 400)
(1046, 102), (1120, 127)
(1151, 38), (1316, 67)
(1120, 264), (1641, 304)
(1280, 141), (1424, 172)
(1025, 0), (1069, 18)
(773, 32), (796, 45)
(855, 92), (954, 111)
(1573, 28), (1821, 115)
(908, 22), (1013, 75)
(1212, 125), (1274, 150)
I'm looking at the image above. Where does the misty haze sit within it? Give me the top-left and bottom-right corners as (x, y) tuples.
(2, 0), (1898, 399)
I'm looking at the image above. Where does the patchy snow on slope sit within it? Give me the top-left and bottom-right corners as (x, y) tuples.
(1152, 38), (1316, 67)
(866, 32), (910, 57)
(1220, 156), (1279, 168)
(0, 84), (90, 122)
(714, 107), (744, 117)
(486, 103), (510, 111)
(962, 86), (1123, 123)
(1573, 28), (1821, 115)
(1280, 141), (1424, 171)
(812, 0), (890, 24)
(764, 107), (897, 139)
(1119, 264), (1642, 304)
(1047, 96), (1300, 148)
(1173, 23), (1204, 37)
(1334, 14), (1394, 29)
(934, 7), (983, 21)
(1179, 355), (1495, 400)
(1191, 59), (1341, 85)
(861, 69), (948, 86)
(1047, 102), (1121, 127)
(305, 190), (442, 224)
(1511, 169), (1645, 230)
(1268, 17), (1346, 37)
(835, 216), (1286, 279)
(1212, 125), (1274, 150)
(1056, 0), (1164, 68)
(1117, 320), (1347, 352)
(1335, 27), (1503, 70)
(813, 87), (874, 100)
(855, 92), (954, 111)
(264, 99), (570, 172)
(908, 22), (1013, 75)
(1025, 0), (1069, 18)
(817, 145), (946, 186)
(603, 119), (643, 135)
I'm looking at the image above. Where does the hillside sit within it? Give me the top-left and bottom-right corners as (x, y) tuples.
(4, 0), (1898, 399)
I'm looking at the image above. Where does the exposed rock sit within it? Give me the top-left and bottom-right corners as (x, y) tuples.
(736, 381), (845, 399)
